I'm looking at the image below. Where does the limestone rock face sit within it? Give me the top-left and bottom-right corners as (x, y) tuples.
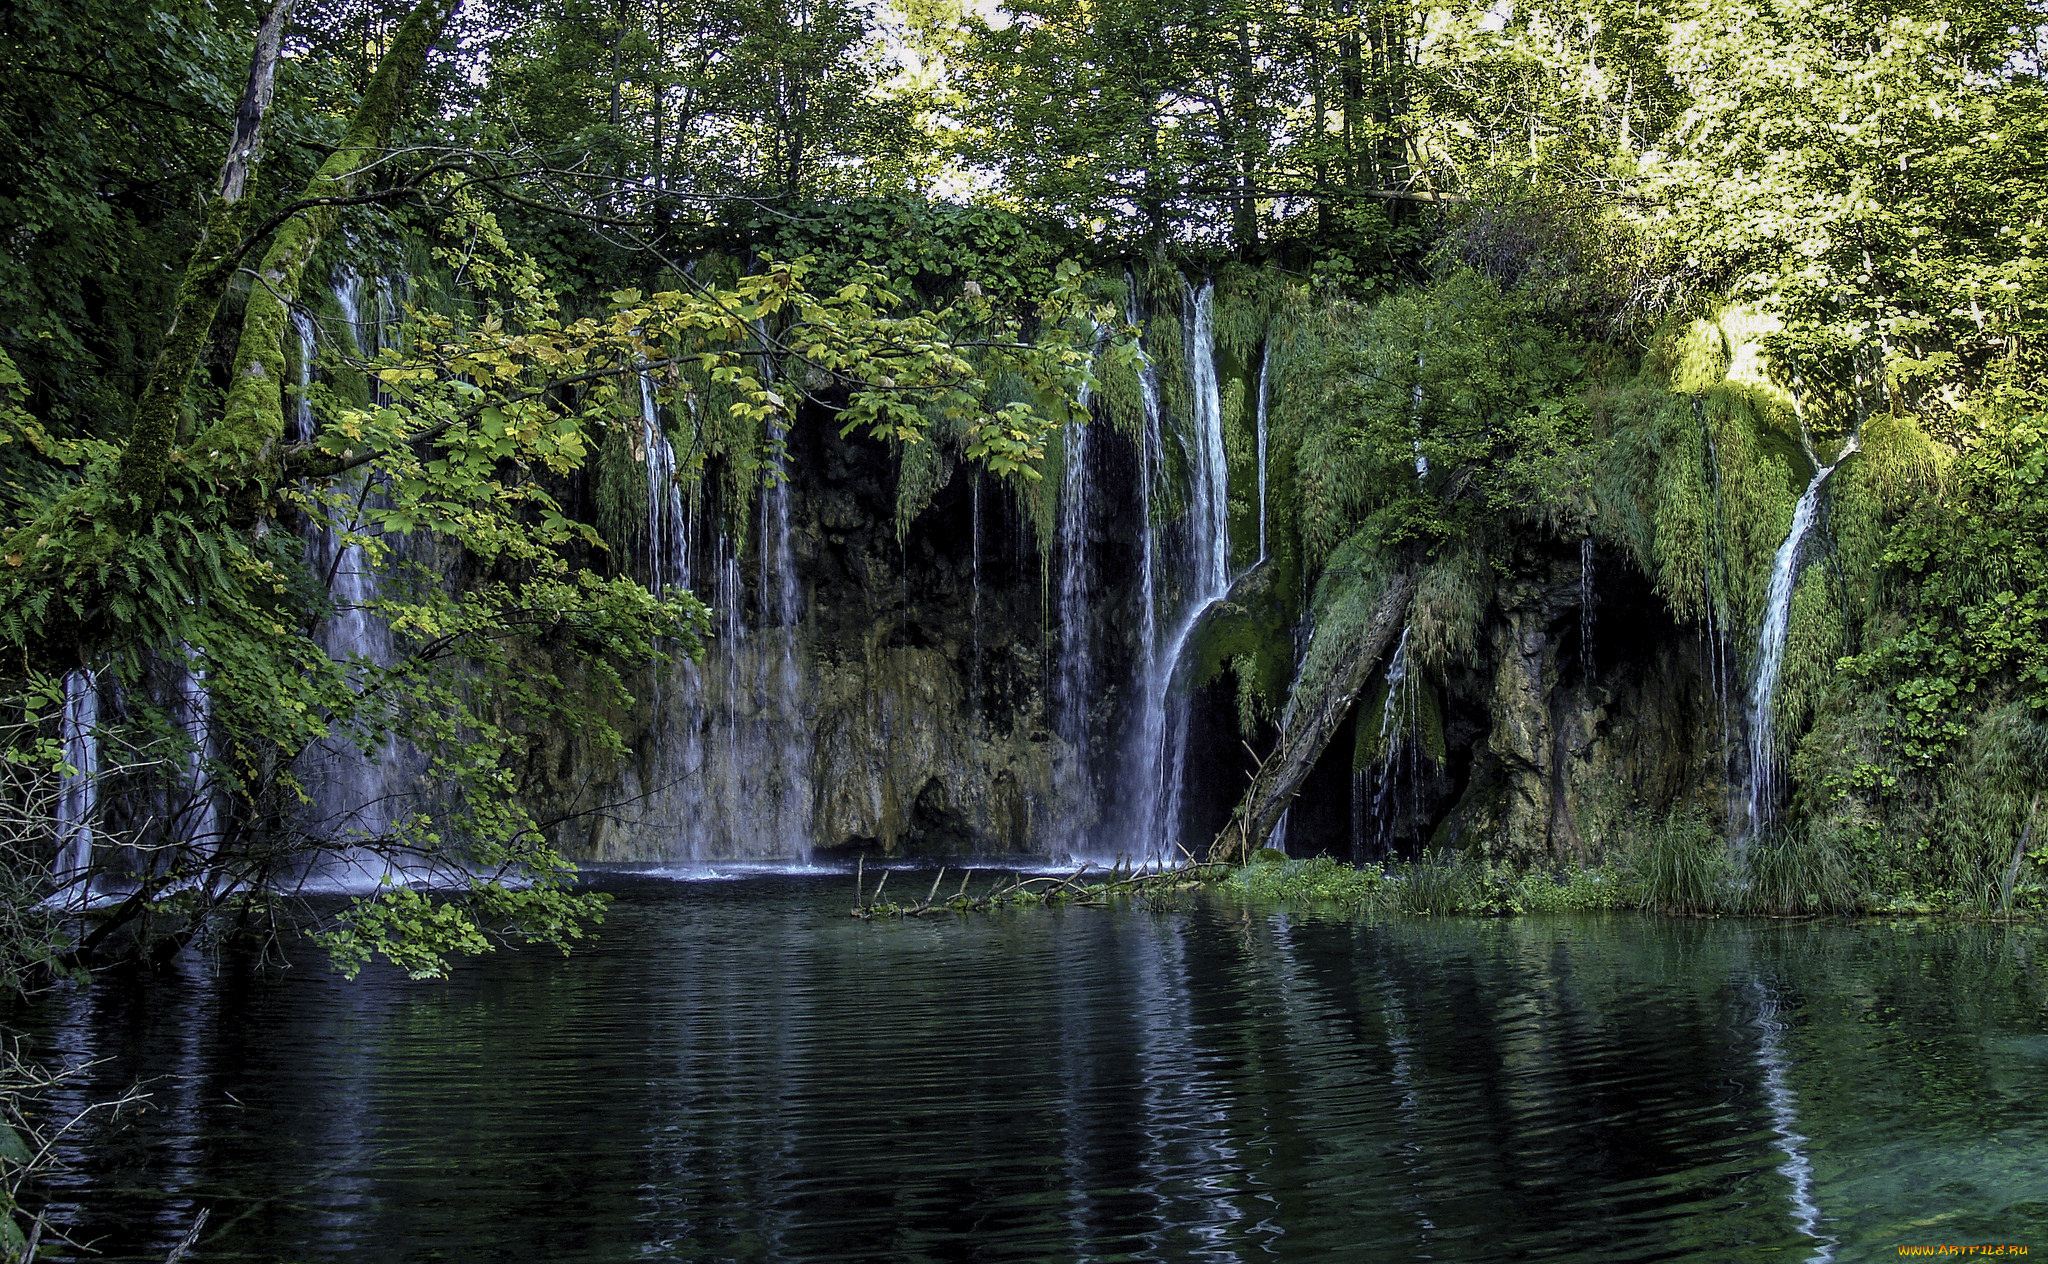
(523, 418), (1731, 867)
(532, 422), (1070, 862)
(1426, 546), (1730, 866)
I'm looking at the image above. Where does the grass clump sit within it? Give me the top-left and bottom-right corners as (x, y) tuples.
(1396, 849), (1479, 914)
(1229, 855), (1385, 905)
(1628, 807), (1732, 914)
(1744, 828), (1865, 915)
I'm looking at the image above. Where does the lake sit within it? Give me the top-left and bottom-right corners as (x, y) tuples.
(14, 867), (2048, 1261)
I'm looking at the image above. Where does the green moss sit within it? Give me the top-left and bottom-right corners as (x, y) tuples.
(1352, 672), (1447, 768)
(594, 420), (648, 560)
(196, 0), (463, 470)
(893, 434), (949, 542)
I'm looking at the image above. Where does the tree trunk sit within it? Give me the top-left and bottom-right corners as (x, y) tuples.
(107, 0), (296, 533)
(186, 0), (463, 482)
(1211, 570), (1416, 862)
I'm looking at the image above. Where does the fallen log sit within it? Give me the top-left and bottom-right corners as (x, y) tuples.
(1210, 570), (1417, 864)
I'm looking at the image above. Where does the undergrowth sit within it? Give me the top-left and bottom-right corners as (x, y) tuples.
(1222, 806), (2041, 918)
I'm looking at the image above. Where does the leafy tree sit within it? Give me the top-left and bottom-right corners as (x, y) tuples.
(0, 0), (1109, 978)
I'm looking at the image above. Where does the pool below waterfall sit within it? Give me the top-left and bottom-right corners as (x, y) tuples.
(13, 868), (2048, 1261)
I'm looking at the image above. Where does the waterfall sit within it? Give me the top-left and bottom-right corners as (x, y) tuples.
(54, 668), (98, 897)
(1746, 436), (1857, 836)
(1255, 343), (1270, 561)
(176, 652), (220, 861)
(641, 372), (690, 594)
(290, 311), (317, 443)
(1127, 283), (1165, 851)
(1181, 280), (1231, 596)
(296, 270), (419, 864)
(639, 444), (811, 861)
(1580, 537), (1595, 682)
(1055, 345), (1098, 846)
(1151, 281), (1234, 849)
(302, 485), (402, 844)
(1367, 626), (1417, 857)
(1128, 280), (1236, 858)
(334, 270), (362, 352)
(753, 425), (811, 860)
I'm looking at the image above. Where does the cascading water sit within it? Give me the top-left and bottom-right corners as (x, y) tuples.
(291, 311), (318, 443)
(297, 270), (418, 864)
(54, 668), (99, 898)
(755, 423), (812, 860)
(1255, 344), (1270, 561)
(629, 357), (812, 863)
(1366, 626), (1419, 857)
(1746, 435), (1858, 837)
(1054, 342), (1099, 845)
(1125, 282), (1166, 852)
(1180, 281), (1231, 595)
(176, 653), (220, 861)
(641, 372), (690, 594)
(1580, 537), (1595, 682)
(1129, 280), (1236, 858)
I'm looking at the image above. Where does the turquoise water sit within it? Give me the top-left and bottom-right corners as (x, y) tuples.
(13, 870), (2048, 1261)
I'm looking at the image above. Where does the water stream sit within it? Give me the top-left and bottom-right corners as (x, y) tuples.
(1055, 347), (1098, 845)
(1746, 435), (1858, 837)
(1367, 626), (1417, 857)
(1148, 281), (1235, 854)
(53, 668), (98, 900)
(297, 270), (414, 861)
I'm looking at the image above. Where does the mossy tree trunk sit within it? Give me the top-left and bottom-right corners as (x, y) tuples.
(149, 0), (462, 514)
(1210, 569), (1415, 863)
(106, 0), (296, 534)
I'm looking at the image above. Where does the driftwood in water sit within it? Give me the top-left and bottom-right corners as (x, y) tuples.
(1210, 570), (1417, 864)
(849, 858), (1224, 919)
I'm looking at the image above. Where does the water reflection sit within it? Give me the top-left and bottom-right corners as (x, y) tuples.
(1748, 976), (1835, 1262)
(8, 880), (2048, 1261)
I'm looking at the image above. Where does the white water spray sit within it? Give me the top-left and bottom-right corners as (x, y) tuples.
(1747, 436), (1857, 836)
(1055, 342), (1098, 844)
(1133, 281), (1237, 857)
(641, 372), (691, 594)
(54, 669), (99, 897)
(1255, 343), (1270, 561)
